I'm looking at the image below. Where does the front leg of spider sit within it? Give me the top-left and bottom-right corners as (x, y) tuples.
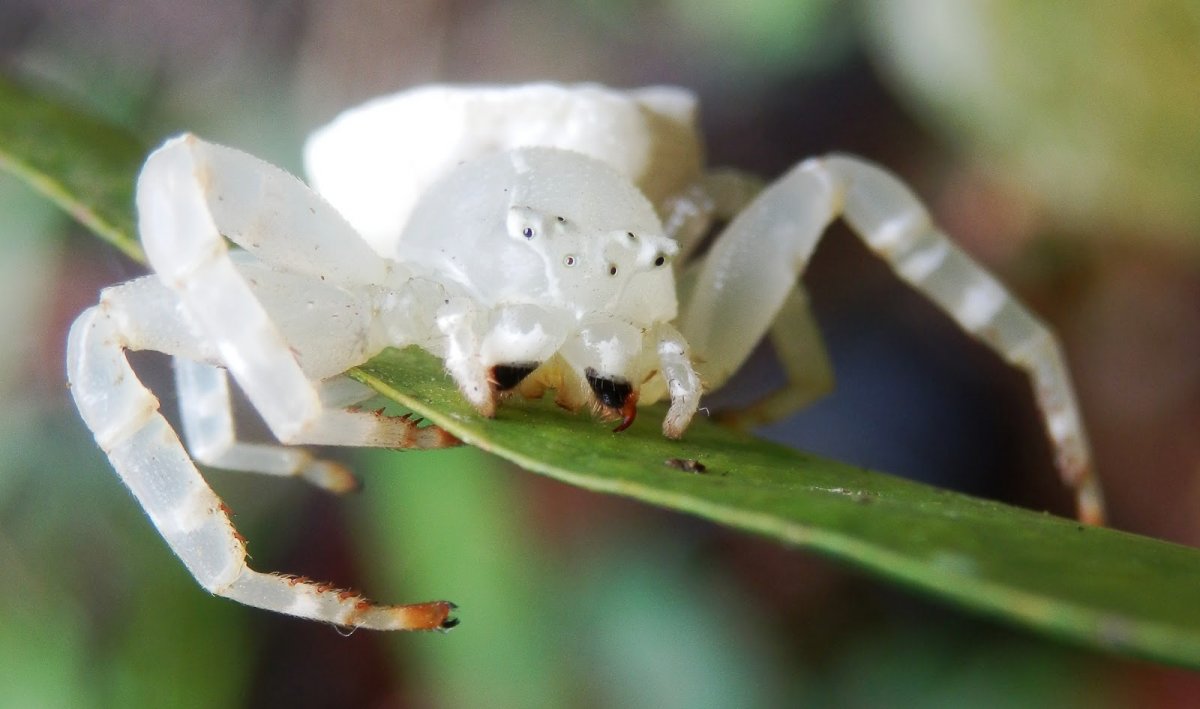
(679, 154), (1105, 525)
(68, 135), (459, 630)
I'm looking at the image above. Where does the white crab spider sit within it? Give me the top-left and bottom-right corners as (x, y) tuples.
(66, 83), (1104, 631)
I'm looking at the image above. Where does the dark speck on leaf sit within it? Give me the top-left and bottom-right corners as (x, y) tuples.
(665, 458), (706, 474)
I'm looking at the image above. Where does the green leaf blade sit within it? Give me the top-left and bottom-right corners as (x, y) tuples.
(0, 77), (146, 260)
(353, 347), (1200, 668)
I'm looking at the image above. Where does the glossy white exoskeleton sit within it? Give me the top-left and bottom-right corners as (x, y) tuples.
(67, 83), (1104, 631)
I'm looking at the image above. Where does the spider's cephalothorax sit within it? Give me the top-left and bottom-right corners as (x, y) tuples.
(387, 147), (689, 430)
(67, 82), (1104, 631)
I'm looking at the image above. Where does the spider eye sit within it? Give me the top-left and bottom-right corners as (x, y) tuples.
(522, 227), (534, 239)
(563, 255), (577, 267)
(654, 254), (667, 267)
(608, 264), (618, 276)
(627, 231), (637, 241)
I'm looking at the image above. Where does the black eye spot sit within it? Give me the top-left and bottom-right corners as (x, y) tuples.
(654, 254), (666, 267)
(608, 264), (618, 276)
(557, 216), (566, 223)
(522, 227), (534, 239)
(627, 231), (637, 241)
(563, 255), (577, 267)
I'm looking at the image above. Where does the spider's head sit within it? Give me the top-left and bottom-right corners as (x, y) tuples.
(414, 147), (695, 433)
(502, 148), (680, 325)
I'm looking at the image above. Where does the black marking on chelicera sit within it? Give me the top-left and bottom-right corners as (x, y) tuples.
(490, 363), (539, 391)
(585, 368), (633, 410)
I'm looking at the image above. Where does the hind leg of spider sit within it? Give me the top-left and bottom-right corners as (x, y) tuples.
(174, 358), (369, 493)
(715, 285), (834, 429)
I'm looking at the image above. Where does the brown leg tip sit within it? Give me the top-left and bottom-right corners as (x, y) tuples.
(1077, 481), (1107, 527)
(343, 598), (459, 631)
(403, 600), (459, 631)
(1079, 500), (1106, 527)
(318, 462), (362, 494)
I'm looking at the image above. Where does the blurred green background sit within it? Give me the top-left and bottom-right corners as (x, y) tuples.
(2, 1), (1199, 706)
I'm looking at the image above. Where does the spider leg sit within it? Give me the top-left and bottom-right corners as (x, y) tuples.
(174, 358), (364, 494)
(67, 303), (455, 630)
(436, 298), (497, 416)
(718, 285), (834, 429)
(680, 155), (1104, 524)
(662, 169), (766, 262)
(136, 135), (454, 451)
(653, 323), (703, 439)
(668, 171), (833, 428)
(179, 135), (387, 286)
